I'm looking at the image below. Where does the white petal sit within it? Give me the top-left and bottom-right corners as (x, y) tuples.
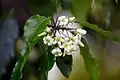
(49, 39), (54, 45)
(76, 34), (82, 39)
(47, 35), (52, 40)
(56, 48), (61, 52)
(64, 18), (68, 23)
(58, 52), (62, 56)
(59, 21), (64, 26)
(48, 42), (52, 46)
(76, 29), (87, 35)
(58, 16), (66, 21)
(52, 49), (56, 54)
(65, 37), (69, 41)
(59, 43), (64, 48)
(53, 40), (57, 44)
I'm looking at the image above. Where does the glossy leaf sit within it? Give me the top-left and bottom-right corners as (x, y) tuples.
(80, 38), (100, 80)
(38, 46), (55, 80)
(48, 52), (55, 71)
(56, 55), (73, 78)
(38, 46), (55, 72)
(24, 15), (50, 43)
(11, 15), (50, 80)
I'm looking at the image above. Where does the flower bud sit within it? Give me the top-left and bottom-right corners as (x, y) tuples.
(46, 27), (51, 33)
(69, 17), (75, 21)
(76, 29), (87, 35)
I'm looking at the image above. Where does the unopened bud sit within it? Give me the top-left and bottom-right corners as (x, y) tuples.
(38, 32), (47, 37)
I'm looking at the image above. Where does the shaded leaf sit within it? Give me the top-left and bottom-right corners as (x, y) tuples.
(38, 37), (47, 56)
(38, 39), (55, 70)
(39, 72), (48, 80)
(80, 38), (100, 80)
(56, 55), (72, 78)
(37, 52), (54, 80)
(38, 46), (55, 80)
(48, 52), (55, 71)
(38, 46), (55, 71)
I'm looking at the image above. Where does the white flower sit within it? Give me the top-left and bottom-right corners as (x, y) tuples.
(69, 17), (75, 21)
(53, 36), (64, 48)
(74, 34), (82, 42)
(43, 35), (54, 46)
(58, 16), (66, 21)
(76, 29), (87, 35)
(41, 16), (87, 57)
(59, 18), (68, 26)
(76, 33), (82, 38)
(62, 41), (73, 56)
(63, 44), (78, 56)
(67, 45), (78, 55)
(64, 41), (71, 48)
(64, 36), (73, 42)
(73, 34), (84, 47)
(58, 16), (68, 26)
(64, 37), (69, 41)
(73, 35), (79, 44)
(51, 48), (62, 56)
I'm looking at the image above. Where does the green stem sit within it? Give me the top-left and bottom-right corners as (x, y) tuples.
(80, 22), (120, 43)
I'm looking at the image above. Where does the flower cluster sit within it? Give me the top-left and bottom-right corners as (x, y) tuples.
(39, 16), (87, 57)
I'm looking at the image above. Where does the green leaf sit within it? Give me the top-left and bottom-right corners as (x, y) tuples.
(39, 46), (55, 71)
(71, 0), (91, 21)
(11, 15), (50, 80)
(80, 22), (120, 43)
(37, 36), (55, 79)
(80, 38), (100, 80)
(38, 46), (55, 80)
(11, 45), (34, 80)
(56, 55), (73, 78)
(48, 52), (55, 71)
(39, 72), (48, 80)
(24, 15), (50, 43)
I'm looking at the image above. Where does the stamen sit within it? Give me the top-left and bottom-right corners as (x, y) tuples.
(55, 16), (58, 24)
